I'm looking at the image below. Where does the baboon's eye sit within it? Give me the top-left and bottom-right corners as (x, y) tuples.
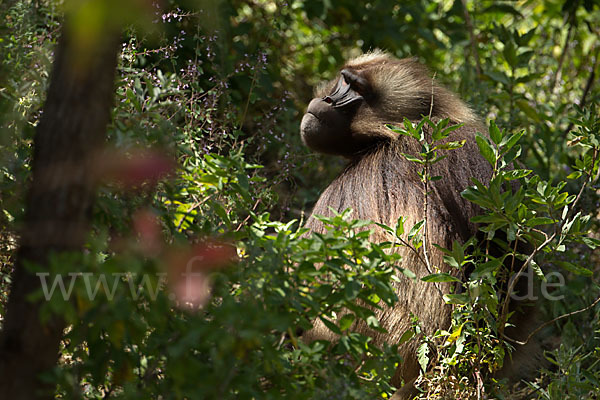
(323, 69), (365, 109)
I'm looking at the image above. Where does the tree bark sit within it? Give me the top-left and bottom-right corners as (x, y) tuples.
(0, 28), (120, 399)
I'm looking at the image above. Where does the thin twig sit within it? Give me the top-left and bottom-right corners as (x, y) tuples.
(498, 152), (595, 337)
(384, 230), (444, 298)
(428, 73), (436, 119)
(461, 0), (482, 76)
(550, 22), (574, 93)
(238, 65), (259, 135)
(563, 45), (599, 135)
(422, 74), (437, 275)
(395, 236), (429, 270)
(175, 195), (214, 231)
(237, 5), (278, 140)
(503, 293), (600, 346)
(235, 198), (262, 232)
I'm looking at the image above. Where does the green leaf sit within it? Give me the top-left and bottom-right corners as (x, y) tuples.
(421, 273), (461, 283)
(344, 280), (361, 300)
(408, 220), (424, 240)
(471, 214), (506, 224)
(526, 217), (555, 227)
(447, 323), (465, 343)
(515, 74), (540, 84)
(403, 117), (414, 132)
(484, 70), (510, 85)
(503, 40), (518, 67)
(417, 342), (430, 372)
(516, 28), (536, 46)
(414, 118), (428, 140)
(475, 133), (496, 165)
(395, 216), (406, 237)
(451, 240), (465, 265)
(581, 236), (600, 249)
(398, 328), (415, 345)
(339, 314), (356, 331)
(386, 124), (410, 136)
(489, 120), (502, 144)
(482, 4), (523, 17)
(212, 202), (231, 227)
(554, 192), (569, 206)
(366, 315), (383, 330)
(502, 130), (525, 150)
(375, 222), (394, 234)
(443, 255), (459, 268)
(433, 140), (466, 151)
(236, 173), (249, 190)
(443, 293), (469, 305)
(530, 259), (545, 281)
(462, 186), (494, 209)
(126, 88), (142, 112)
(517, 50), (534, 67)
(319, 316), (342, 335)
(502, 169), (531, 180)
(516, 99), (541, 123)
(555, 261), (592, 277)
(440, 123), (463, 138)
(401, 153), (424, 164)
(432, 118), (453, 141)
(471, 258), (502, 279)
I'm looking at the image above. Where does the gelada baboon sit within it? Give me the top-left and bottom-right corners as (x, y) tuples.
(300, 51), (540, 398)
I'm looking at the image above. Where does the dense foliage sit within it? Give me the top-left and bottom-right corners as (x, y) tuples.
(1, 0), (599, 399)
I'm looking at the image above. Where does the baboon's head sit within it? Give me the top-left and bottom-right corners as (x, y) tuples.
(300, 51), (478, 157)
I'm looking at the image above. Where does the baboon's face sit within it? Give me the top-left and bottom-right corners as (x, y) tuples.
(300, 67), (377, 156)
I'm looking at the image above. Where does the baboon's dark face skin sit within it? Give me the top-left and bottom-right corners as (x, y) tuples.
(300, 69), (374, 156)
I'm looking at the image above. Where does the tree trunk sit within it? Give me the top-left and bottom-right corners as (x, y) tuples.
(0, 28), (120, 400)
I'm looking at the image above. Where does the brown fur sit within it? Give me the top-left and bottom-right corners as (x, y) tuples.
(300, 52), (540, 398)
